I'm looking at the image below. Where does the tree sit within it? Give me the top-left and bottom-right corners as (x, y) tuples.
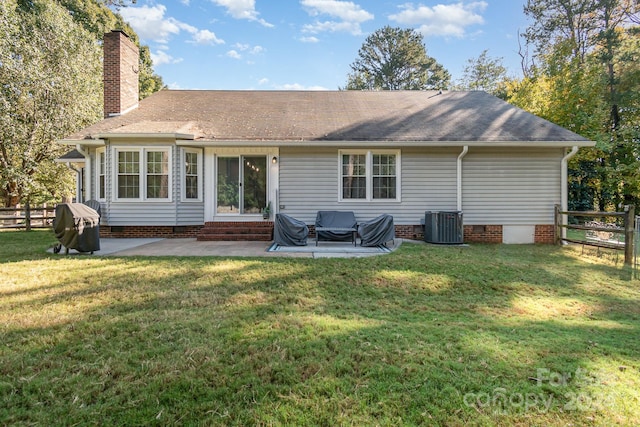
(455, 50), (509, 96)
(344, 26), (450, 90)
(139, 45), (165, 99)
(56, 0), (164, 100)
(515, 0), (640, 210)
(0, 0), (103, 207)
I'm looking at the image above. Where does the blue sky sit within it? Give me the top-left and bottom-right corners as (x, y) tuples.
(119, 0), (530, 90)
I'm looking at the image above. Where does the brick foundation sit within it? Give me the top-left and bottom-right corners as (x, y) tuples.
(463, 225), (503, 243)
(394, 224), (425, 240)
(98, 223), (555, 244)
(100, 225), (202, 238)
(534, 224), (555, 244)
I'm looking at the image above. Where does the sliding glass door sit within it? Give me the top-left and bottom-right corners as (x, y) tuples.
(216, 156), (266, 214)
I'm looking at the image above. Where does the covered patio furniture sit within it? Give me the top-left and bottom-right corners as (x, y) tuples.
(274, 213), (309, 246)
(358, 214), (395, 247)
(53, 203), (101, 254)
(315, 211), (357, 246)
(83, 199), (102, 217)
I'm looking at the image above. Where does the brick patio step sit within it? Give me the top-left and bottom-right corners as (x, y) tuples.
(197, 221), (273, 241)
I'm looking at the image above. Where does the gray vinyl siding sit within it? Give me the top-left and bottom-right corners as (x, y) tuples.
(278, 147), (458, 224)
(401, 148), (458, 223)
(108, 203), (177, 226)
(176, 202), (205, 225)
(93, 143), (203, 226)
(462, 148), (562, 225)
(278, 147), (337, 223)
(175, 146), (205, 225)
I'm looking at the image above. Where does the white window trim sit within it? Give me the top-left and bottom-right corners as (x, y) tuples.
(95, 147), (106, 201)
(181, 148), (203, 202)
(338, 149), (401, 203)
(112, 146), (172, 202)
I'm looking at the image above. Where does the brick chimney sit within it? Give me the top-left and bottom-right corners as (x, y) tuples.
(103, 30), (139, 118)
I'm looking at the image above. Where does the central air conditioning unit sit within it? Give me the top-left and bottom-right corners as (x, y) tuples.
(424, 211), (463, 244)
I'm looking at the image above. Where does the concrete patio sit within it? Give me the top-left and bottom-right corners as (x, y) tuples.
(51, 238), (403, 258)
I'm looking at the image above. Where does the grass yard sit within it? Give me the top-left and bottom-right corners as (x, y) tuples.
(1, 230), (639, 426)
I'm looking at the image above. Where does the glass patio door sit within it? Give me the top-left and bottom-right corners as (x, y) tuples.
(216, 156), (266, 214)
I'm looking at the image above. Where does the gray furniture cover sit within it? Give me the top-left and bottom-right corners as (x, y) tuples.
(274, 213), (309, 246)
(315, 210), (357, 241)
(358, 214), (395, 247)
(53, 203), (101, 253)
(83, 199), (102, 217)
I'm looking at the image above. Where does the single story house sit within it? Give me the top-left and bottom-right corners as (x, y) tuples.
(58, 30), (594, 244)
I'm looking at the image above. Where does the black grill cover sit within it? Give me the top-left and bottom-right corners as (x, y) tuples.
(274, 213), (309, 246)
(358, 214), (395, 246)
(53, 203), (101, 253)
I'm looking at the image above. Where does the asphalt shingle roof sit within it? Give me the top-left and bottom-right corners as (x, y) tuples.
(65, 90), (590, 144)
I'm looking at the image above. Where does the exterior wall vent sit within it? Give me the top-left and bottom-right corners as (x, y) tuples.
(424, 211), (463, 244)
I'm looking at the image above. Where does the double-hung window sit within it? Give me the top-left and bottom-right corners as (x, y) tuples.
(96, 148), (106, 200)
(115, 147), (171, 201)
(182, 148), (202, 201)
(340, 150), (400, 202)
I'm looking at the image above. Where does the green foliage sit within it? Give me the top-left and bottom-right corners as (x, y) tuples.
(56, 0), (165, 100)
(139, 45), (165, 99)
(455, 49), (509, 96)
(512, 0), (640, 211)
(344, 26), (450, 91)
(0, 0), (164, 207)
(0, 0), (102, 206)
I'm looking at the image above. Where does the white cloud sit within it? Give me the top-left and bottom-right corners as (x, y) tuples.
(303, 20), (363, 35)
(301, 0), (373, 21)
(191, 29), (225, 45)
(211, 0), (274, 27)
(167, 81), (185, 89)
(258, 78), (269, 85)
(120, 4), (224, 48)
(151, 49), (183, 66)
(232, 43), (265, 55)
(389, 2), (487, 38)
(300, 0), (373, 35)
(300, 36), (320, 43)
(226, 50), (242, 59)
(120, 5), (194, 43)
(274, 83), (328, 90)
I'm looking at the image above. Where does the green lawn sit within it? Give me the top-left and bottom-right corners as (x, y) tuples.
(1, 230), (638, 426)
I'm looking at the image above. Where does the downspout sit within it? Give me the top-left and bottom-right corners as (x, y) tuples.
(63, 162), (80, 174)
(561, 146), (579, 240)
(76, 144), (91, 203)
(457, 146), (469, 211)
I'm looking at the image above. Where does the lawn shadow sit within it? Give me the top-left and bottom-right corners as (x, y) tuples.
(2, 240), (639, 425)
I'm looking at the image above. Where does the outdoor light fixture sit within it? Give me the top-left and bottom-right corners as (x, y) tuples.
(272, 156), (278, 164)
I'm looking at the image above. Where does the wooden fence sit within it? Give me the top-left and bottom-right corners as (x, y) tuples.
(0, 204), (56, 231)
(554, 204), (635, 265)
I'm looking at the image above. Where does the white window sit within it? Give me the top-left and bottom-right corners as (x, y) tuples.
(96, 148), (106, 200)
(114, 147), (171, 201)
(339, 150), (400, 202)
(182, 148), (202, 201)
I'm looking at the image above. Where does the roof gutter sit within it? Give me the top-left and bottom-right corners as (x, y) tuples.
(176, 140), (595, 148)
(93, 133), (194, 140)
(57, 139), (105, 146)
(457, 146), (469, 211)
